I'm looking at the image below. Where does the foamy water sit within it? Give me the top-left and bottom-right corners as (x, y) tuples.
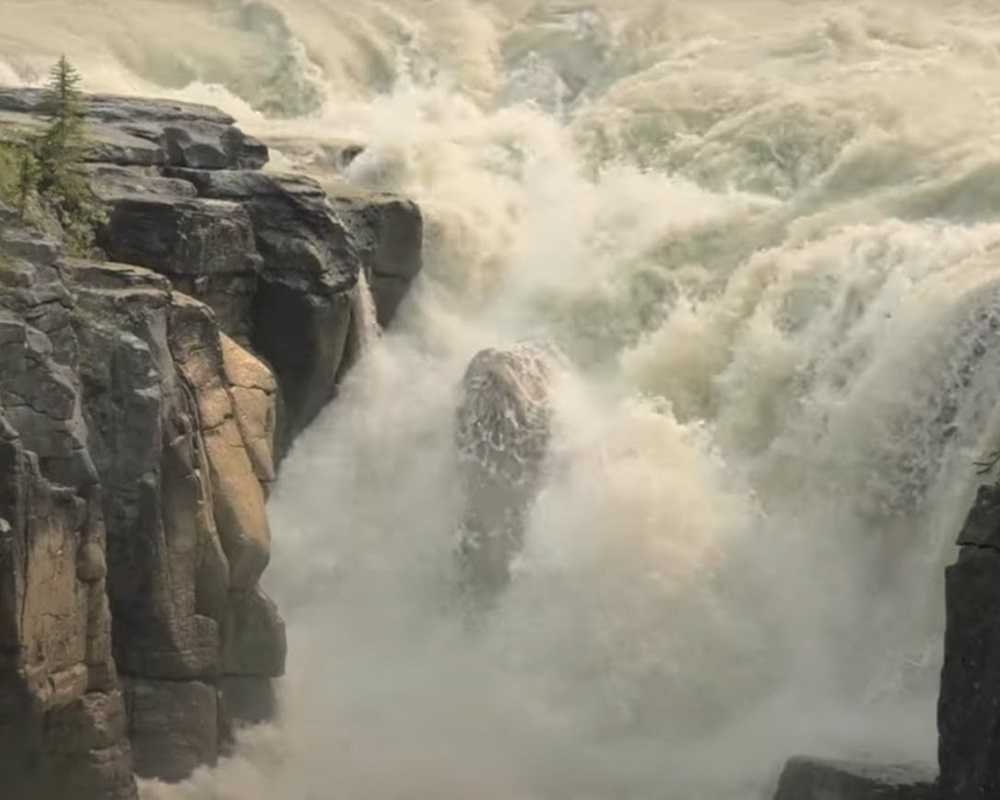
(7, 1), (1000, 797)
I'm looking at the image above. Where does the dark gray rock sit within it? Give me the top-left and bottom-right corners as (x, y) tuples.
(939, 483), (1000, 799)
(97, 195), (259, 339)
(164, 167), (424, 445)
(223, 588), (287, 677)
(124, 678), (219, 782)
(85, 164), (198, 202)
(0, 88), (267, 170)
(327, 183), (423, 325)
(164, 168), (358, 291)
(166, 167), (361, 449)
(955, 483), (1000, 550)
(99, 196), (257, 277)
(0, 89), (234, 126)
(220, 677), (278, 729)
(455, 344), (561, 595)
(773, 757), (936, 800)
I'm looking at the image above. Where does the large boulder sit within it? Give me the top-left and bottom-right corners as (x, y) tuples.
(773, 757), (936, 800)
(98, 195), (260, 341)
(454, 343), (561, 595)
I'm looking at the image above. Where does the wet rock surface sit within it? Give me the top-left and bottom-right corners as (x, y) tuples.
(773, 757), (936, 800)
(0, 88), (423, 796)
(939, 483), (1000, 799)
(454, 343), (561, 596)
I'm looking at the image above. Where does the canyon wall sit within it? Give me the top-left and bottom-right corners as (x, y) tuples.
(0, 90), (421, 798)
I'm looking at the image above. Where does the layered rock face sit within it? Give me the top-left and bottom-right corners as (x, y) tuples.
(0, 90), (422, 797)
(454, 343), (560, 596)
(1, 88), (423, 454)
(0, 216), (138, 800)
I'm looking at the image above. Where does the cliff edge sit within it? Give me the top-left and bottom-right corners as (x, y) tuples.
(0, 90), (422, 797)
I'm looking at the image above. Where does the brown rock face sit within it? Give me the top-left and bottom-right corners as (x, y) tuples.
(0, 225), (137, 800)
(0, 87), (422, 794)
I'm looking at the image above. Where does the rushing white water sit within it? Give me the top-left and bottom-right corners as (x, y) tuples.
(8, 1), (1000, 797)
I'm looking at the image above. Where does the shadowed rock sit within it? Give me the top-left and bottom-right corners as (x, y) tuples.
(939, 483), (1000, 798)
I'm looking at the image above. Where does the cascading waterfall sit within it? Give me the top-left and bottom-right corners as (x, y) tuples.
(7, 1), (1000, 797)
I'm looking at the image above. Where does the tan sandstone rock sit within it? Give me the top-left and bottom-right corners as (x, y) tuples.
(221, 333), (277, 491)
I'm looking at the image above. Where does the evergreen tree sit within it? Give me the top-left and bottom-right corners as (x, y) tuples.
(31, 56), (105, 256)
(0, 57), (105, 256)
(37, 55), (86, 194)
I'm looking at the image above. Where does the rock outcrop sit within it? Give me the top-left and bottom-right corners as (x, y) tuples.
(938, 483), (1000, 799)
(0, 88), (422, 797)
(773, 757), (936, 800)
(0, 216), (138, 800)
(454, 343), (561, 596)
(1, 87), (423, 455)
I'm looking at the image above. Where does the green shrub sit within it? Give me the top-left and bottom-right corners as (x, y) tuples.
(0, 142), (19, 205)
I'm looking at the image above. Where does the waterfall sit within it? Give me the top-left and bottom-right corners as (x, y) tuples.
(13, 1), (1000, 798)
(351, 269), (382, 354)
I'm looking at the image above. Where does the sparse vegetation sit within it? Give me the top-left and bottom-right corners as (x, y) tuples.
(0, 56), (105, 257)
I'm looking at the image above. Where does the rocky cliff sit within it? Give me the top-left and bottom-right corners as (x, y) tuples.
(770, 481), (1000, 800)
(938, 484), (1000, 799)
(0, 90), (422, 798)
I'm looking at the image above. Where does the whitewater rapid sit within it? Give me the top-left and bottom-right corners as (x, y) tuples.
(8, 1), (1000, 797)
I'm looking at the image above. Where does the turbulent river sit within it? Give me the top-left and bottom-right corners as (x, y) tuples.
(8, 1), (1000, 797)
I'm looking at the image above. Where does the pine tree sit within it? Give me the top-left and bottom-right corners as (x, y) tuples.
(37, 55), (86, 194)
(25, 56), (105, 256)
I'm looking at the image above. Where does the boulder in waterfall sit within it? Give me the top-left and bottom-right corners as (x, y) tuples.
(772, 757), (936, 800)
(454, 342), (562, 595)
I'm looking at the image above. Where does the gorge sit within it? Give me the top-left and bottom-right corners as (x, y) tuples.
(5, 1), (1000, 799)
